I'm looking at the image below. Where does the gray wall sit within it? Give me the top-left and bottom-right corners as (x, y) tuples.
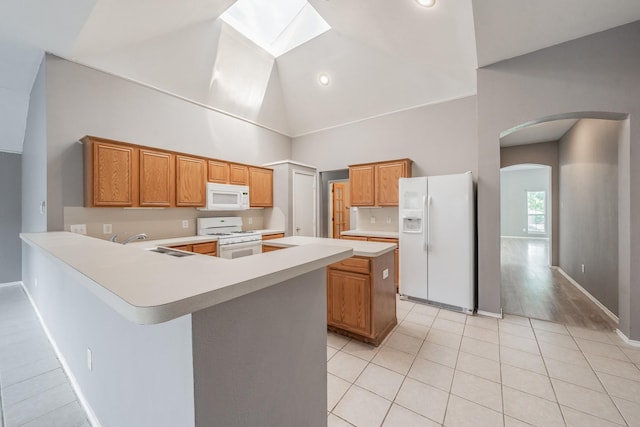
(477, 21), (638, 338)
(559, 119), (621, 315)
(501, 141), (559, 265)
(500, 167), (550, 238)
(0, 152), (22, 283)
(291, 96), (478, 178)
(44, 55), (293, 231)
(21, 56), (47, 233)
(22, 244), (194, 426)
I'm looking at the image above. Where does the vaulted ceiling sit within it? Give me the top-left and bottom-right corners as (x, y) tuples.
(2, 0), (640, 153)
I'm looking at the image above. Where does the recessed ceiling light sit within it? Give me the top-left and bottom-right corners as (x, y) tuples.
(416, 0), (435, 7)
(318, 73), (330, 86)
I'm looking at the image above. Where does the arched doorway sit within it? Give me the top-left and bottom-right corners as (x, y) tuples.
(498, 114), (627, 330)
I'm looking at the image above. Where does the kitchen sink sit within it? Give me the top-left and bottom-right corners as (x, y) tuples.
(145, 247), (195, 257)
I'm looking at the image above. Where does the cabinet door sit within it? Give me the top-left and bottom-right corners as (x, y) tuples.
(249, 167), (273, 207)
(176, 155), (206, 207)
(262, 233), (285, 240)
(341, 235), (367, 241)
(229, 164), (249, 185)
(262, 244), (283, 252)
(349, 165), (375, 206)
(139, 149), (174, 207)
(375, 161), (408, 206)
(327, 269), (371, 336)
(208, 160), (229, 184)
(91, 141), (137, 207)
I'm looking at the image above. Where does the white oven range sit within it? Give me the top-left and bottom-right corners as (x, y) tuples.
(197, 217), (262, 259)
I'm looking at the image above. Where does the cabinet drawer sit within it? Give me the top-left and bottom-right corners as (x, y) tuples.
(341, 235), (367, 241)
(329, 257), (370, 275)
(367, 237), (398, 245)
(262, 244), (283, 252)
(170, 244), (193, 252)
(192, 242), (217, 254)
(262, 233), (285, 241)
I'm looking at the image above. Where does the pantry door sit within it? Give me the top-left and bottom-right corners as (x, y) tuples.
(292, 171), (316, 236)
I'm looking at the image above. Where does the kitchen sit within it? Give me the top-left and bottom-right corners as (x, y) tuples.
(2, 1), (640, 427)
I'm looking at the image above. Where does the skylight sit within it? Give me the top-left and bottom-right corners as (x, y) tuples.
(220, 0), (331, 57)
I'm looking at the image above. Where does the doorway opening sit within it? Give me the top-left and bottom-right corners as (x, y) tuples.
(499, 115), (624, 330)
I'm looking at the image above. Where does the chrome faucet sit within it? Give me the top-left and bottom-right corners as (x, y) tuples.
(121, 233), (149, 245)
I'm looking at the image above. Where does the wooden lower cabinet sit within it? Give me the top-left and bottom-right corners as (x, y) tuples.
(327, 251), (396, 346)
(341, 235), (367, 241)
(367, 237), (400, 292)
(262, 244), (283, 253)
(170, 241), (217, 256)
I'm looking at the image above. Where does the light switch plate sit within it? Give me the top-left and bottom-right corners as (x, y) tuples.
(182, 220), (189, 229)
(382, 268), (389, 279)
(103, 224), (112, 234)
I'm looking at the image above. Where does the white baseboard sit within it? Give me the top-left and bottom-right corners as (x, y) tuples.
(555, 267), (619, 323)
(0, 281), (22, 288)
(616, 329), (640, 347)
(19, 282), (101, 427)
(477, 309), (503, 319)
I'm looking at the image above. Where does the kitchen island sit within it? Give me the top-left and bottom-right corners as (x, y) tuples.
(263, 236), (398, 345)
(19, 232), (394, 427)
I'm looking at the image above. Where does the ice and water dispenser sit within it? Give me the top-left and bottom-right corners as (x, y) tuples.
(401, 191), (424, 233)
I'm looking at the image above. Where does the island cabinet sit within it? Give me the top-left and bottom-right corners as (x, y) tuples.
(327, 250), (396, 346)
(139, 149), (174, 207)
(207, 160), (229, 184)
(249, 167), (273, 207)
(229, 163), (249, 185)
(176, 155), (206, 207)
(342, 235), (400, 292)
(169, 241), (217, 256)
(84, 138), (138, 207)
(349, 159), (412, 207)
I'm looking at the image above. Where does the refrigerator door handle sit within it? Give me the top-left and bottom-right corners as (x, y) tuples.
(422, 195), (428, 249)
(426, 195), (433, 250)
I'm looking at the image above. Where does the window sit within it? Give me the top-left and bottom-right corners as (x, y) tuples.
(527, 191), (546, 234)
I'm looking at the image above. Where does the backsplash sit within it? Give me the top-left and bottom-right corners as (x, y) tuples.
(352, 207), (399, 232)
(63, 207), (265, 241)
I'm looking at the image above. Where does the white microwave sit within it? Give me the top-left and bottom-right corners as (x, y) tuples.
(203, 183), (250, 211)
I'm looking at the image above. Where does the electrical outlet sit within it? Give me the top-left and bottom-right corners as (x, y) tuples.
(370, 216), (376, 224)
(87, 348), (92, 372)
(581, 264), (585, 273)
(70, 224), (87, 235)
(103, 224), (112, 234)
(248, 217), (253, 225)
(382, 268), (389, 279)
(182, 220), (189, 229)
(34, 278), (38, 288)
(386, 217), (392, 224)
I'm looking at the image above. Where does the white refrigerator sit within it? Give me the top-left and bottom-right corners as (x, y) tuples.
(399, 172), (475, 313)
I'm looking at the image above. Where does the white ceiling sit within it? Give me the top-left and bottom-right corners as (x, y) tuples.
(1, 0), (640, 152)
(500, 118), (579, 148)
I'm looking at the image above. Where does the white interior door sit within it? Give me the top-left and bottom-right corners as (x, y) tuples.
(292, 171), (316, 236)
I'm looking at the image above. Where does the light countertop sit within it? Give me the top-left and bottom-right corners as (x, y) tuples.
(263, 236), (396, 257)
(21, 232), (352, 325)
(254, 229), (285, 236)
(341, 230), (399, 239)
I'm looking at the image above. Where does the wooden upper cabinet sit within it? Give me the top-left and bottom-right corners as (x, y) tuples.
(84, 138), (137, 207)
(349, 159), (411, 207)
(208, 160), (229, 184)
(376, 160), (412, 206)
(349, 164), (375, 206)
(176, 155), (206, 207)
(139, 149), (174, 207)
(229, 163), (249, 185)
(249, 167), (273, 207)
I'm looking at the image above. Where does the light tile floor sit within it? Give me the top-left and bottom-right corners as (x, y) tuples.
(327, 297), (640, 427)
(3, 283), (640, 427)
(0, 286), (89, 427)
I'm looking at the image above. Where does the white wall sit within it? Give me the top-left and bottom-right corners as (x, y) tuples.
(44, 55), (292, 231)
(22, 244), (194, 426)
(291, 96), (478, 178)
(500, 167), (550, 238)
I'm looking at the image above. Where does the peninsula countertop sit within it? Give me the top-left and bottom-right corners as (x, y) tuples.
(20, 232), (353, 325)
(262, 236), (396, 257)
